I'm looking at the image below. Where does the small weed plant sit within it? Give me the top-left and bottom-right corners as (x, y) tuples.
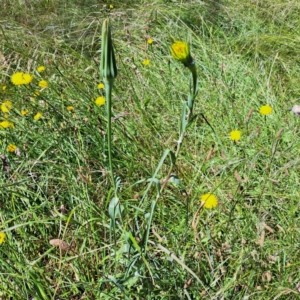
(1, 0), (300, 299)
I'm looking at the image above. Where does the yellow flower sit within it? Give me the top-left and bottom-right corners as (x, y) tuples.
(98, 83), (105, 89)
(34, 91), (40, 97)
(109, 4), (114, 8)
(38, 80), (48, 88)
(171, 41), (193, 67)
(0, 232), (6, 244)
(11, 72), (33, 85)
(260, 105), (272, 115)
(147, 38), (153, 45)
(67, 106), (74, 111)
(95, 97), (106, 106)
(0, 121), (14, 129)
(142, 59), (150, 66)
(1, 100), (12, 113)
(230, 130), (241, 141)
(200, 193), (218, 209)
(2, 86), (7, 91)
(21, 110), (29, 116)
(37, 66), (46, 72)
(7, 144), (17, 153)
(34, 112), (43, 120)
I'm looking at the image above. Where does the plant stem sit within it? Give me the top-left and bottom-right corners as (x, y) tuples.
(105, 78), (116, 191)
(160, 67), (197, 193)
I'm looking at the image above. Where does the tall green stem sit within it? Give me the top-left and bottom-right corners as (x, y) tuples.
(160, 60), (198, 195)
(187, 63), (198, 119)
(105, 78), (115, 190)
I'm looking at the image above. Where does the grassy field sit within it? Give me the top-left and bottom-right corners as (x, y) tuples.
(1, 0), (300, 299)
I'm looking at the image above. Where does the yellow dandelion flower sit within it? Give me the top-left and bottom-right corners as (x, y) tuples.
(0, 232), (6, 244)
(34, 112), (43, 120)
(171, 41), (194, 67)
(95, 97), (106, 106)
(200, 193), (218, 209)
(1, 100), (12, 113)
(0, 121), (14, 129)
(38, 80), (48, 88)
(98, 83), (105, 89)
(260, 105), (272, 115)
(67, 106), (74, 111)
(37, 66), (46, 72)
(147, 38), (153, 45)
(7, 144), (17, 153)
(21, 110), (29, 116)
(142, 59), (150, 66)
(11, 72), (33, 85)
(109, 4), (114, 9)
(2, 86), (7, 91)
(230, 130), (241, 141)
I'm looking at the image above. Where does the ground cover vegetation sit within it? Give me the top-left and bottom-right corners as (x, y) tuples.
(1, 0), (300, 299)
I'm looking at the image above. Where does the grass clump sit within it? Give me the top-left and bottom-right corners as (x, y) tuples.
(1, 0), (300, 299)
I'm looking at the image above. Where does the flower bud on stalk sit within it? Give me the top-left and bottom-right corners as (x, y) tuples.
(100, 19), (117, 82)
(171, 41), (198, 112)
(100, 18), (118, 191)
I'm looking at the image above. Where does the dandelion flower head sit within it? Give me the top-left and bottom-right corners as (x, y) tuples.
(142, 59), (150, 66)
(7, 144), (17, 153)
(147, 38), (153, 45)
(109, 4), (114, 9)
(171, 41), (193, 67)
(67, 106), (74, 111)
(38, 80), (48, 89)
(1, 100), (12, 113)
(200, 193), (218, 209)
(21, 110), (29, 116)
(260, 105), (272, 115)
(97, 83), (105, 89)
(37, 66), (46, 73)
(0, 121), (14, 129)
(34, 112), (43, 121)
(2, 86), (7, 91)
(11, 72), (33, 85)
(230, 130), (241, 141)
(0, 232), (6, 244)
(95, 97), (106, 106)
